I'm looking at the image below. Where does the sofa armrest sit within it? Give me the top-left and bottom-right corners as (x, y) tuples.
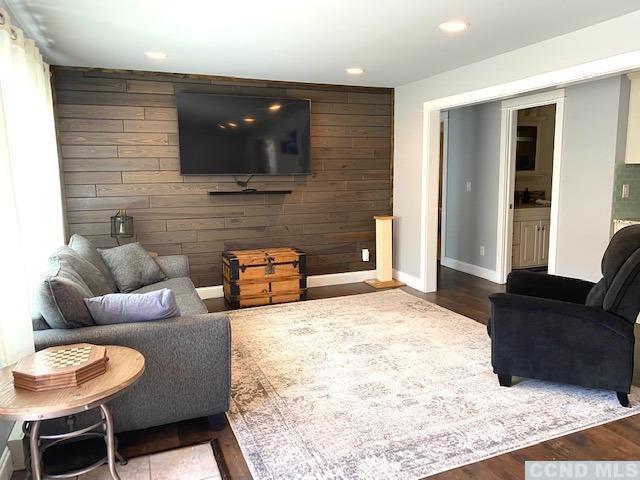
(33, 313), (230, 432)
(506, 271), (595, 304)
(155, 255), (190, 279)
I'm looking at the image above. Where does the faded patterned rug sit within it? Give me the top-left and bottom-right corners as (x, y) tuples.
(227, 290), (640, 480)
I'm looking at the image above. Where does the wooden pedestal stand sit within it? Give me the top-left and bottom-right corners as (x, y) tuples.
(365, 215), (405, 289)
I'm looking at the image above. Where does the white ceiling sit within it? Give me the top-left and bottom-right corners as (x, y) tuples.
(5, 0), (640, 87)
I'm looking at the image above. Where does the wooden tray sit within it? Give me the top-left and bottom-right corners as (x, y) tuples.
(12, 344), (108, 392)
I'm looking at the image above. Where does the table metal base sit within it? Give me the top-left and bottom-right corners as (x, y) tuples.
(25, 404), (125, 480)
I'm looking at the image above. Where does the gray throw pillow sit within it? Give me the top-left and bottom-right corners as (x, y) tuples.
(98, 243), (166, 293)
(84, 288), (180, 325)
(33, 259), (95, 329)
(49, 246), (112, 296)
(68, 234), (117, 293)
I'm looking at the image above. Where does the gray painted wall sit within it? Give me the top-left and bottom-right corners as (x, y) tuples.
(444, 101), (502, 270)
(443, 75), (628, 281)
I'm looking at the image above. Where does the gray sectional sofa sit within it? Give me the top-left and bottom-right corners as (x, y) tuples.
(32, 235), (231, 433)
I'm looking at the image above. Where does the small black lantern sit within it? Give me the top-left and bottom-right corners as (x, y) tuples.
(110, 210), (134, 246)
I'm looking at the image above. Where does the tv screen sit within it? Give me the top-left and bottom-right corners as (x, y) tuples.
(176, 93), (311, 175)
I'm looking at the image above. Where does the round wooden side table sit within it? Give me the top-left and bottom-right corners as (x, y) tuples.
(0, 345), (145, 480)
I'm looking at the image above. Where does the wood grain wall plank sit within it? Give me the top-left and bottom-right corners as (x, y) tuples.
(55, 77), (126, 92)
(145, 107), (177, 120)
(166, 218), (226, 231)
(56, 104), (144, 119)
(57, 119), (124, 132)
(65, 172), (122, 184)
(63, 158), (160, 172)
(57, 90), (176, 107)
(122, 171), (184, 183)
(61, 145), (118, 158)
(66, 196), (150, 211)
(65, 185), (97, 198)
(60, 132), (169, 146)
(123, 120), (178, 133)
(126, 80), (175, 94)
(117, 145), (179, 157)
(53, 66), (393, 286)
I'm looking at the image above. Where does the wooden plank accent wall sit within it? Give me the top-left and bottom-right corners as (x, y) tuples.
(53, 67), (393, 287)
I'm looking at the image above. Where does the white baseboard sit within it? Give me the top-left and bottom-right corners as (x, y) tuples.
(0, 447), (12, 480)
(393, 269), (423, 291)
(307, 269), (376, 287)
(196, 270), (378, 299)
(196, 285), (224, 300)
(441, 256), (501, 283)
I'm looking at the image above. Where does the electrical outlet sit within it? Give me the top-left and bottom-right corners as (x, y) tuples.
(466, 181), (472, 192)
(362, 248), (370, 262)
(622, 184), (630, 199)
(480, 246), (485, 257)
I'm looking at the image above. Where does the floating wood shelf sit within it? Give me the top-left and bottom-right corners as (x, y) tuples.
(208, 190), (292, 196)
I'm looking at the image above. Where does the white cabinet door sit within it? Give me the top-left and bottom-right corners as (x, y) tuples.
(538, 219), (550, 265)
(519, 221), (539, 268)
(513, 220), (521, 245)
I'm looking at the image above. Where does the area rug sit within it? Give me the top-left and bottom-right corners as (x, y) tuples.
(227, 290), (640, 480)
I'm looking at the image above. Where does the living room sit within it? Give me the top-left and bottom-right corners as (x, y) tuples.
(1, 1), (640, 480)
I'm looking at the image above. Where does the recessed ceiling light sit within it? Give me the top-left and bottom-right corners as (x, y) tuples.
(145, 51), (167, 60)
(227, 122), (237, 127)
(438, 20), (469, 33)
(218, 124), (226, 129)
(269, 104), (281, 111)
(243, 117), (255, 123)
(346, 67), (365, 75)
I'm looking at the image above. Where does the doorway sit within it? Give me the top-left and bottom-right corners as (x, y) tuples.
(510, 104), (556, 273)
(496, 90), (565, 283)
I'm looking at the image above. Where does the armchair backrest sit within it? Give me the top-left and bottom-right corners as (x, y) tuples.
(586, 224), (640, 323)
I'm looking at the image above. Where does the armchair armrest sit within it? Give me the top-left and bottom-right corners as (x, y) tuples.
(506, 271), (595, 304)
(154, 255), (190, 279)
(489, 293), (631, 339)
(33, 313), (230, 432)
(488, 293), (634, 393)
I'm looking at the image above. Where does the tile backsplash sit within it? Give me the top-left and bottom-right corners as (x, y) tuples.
(612, 164), (640, 219)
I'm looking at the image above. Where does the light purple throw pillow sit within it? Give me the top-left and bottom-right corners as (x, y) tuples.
(84, 288), (180, 325)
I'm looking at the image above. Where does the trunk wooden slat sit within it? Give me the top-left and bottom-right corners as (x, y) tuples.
(222, 247), (307, 308)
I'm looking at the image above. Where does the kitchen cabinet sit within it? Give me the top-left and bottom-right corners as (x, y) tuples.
(512, 207), (551, 269)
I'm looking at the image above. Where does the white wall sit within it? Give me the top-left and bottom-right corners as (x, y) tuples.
(393, 10), (640, 281)
(554, 76), (629, 280)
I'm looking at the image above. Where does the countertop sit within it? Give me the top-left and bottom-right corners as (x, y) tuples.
(515, 203), (551, 209)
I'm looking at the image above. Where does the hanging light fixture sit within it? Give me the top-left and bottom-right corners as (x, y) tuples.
(110, 210), (134, 246)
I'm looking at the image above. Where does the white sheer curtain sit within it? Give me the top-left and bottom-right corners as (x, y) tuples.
(0, 8), (64, 366)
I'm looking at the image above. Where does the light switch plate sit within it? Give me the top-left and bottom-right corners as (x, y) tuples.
(466, 181), (472, 192)
(622, 184), (630, 198)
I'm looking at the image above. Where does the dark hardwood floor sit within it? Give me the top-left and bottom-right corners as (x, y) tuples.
(16, 266), (640, 479)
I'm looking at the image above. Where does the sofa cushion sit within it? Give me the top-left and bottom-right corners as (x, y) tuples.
(84, 288), (181, 325)
(49, 246), (112, 297)
(132, 277), (208, 315)
(33, 259), (95, 329)
(31, 311), (50, 331)
(68, 234), (117, 293)
(98, 243), (166, 293)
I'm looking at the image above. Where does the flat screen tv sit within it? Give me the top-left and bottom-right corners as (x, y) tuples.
(176, 92), (311, 175)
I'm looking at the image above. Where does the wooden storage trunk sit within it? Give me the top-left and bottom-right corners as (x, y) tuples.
(222, 247), (307, 308)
